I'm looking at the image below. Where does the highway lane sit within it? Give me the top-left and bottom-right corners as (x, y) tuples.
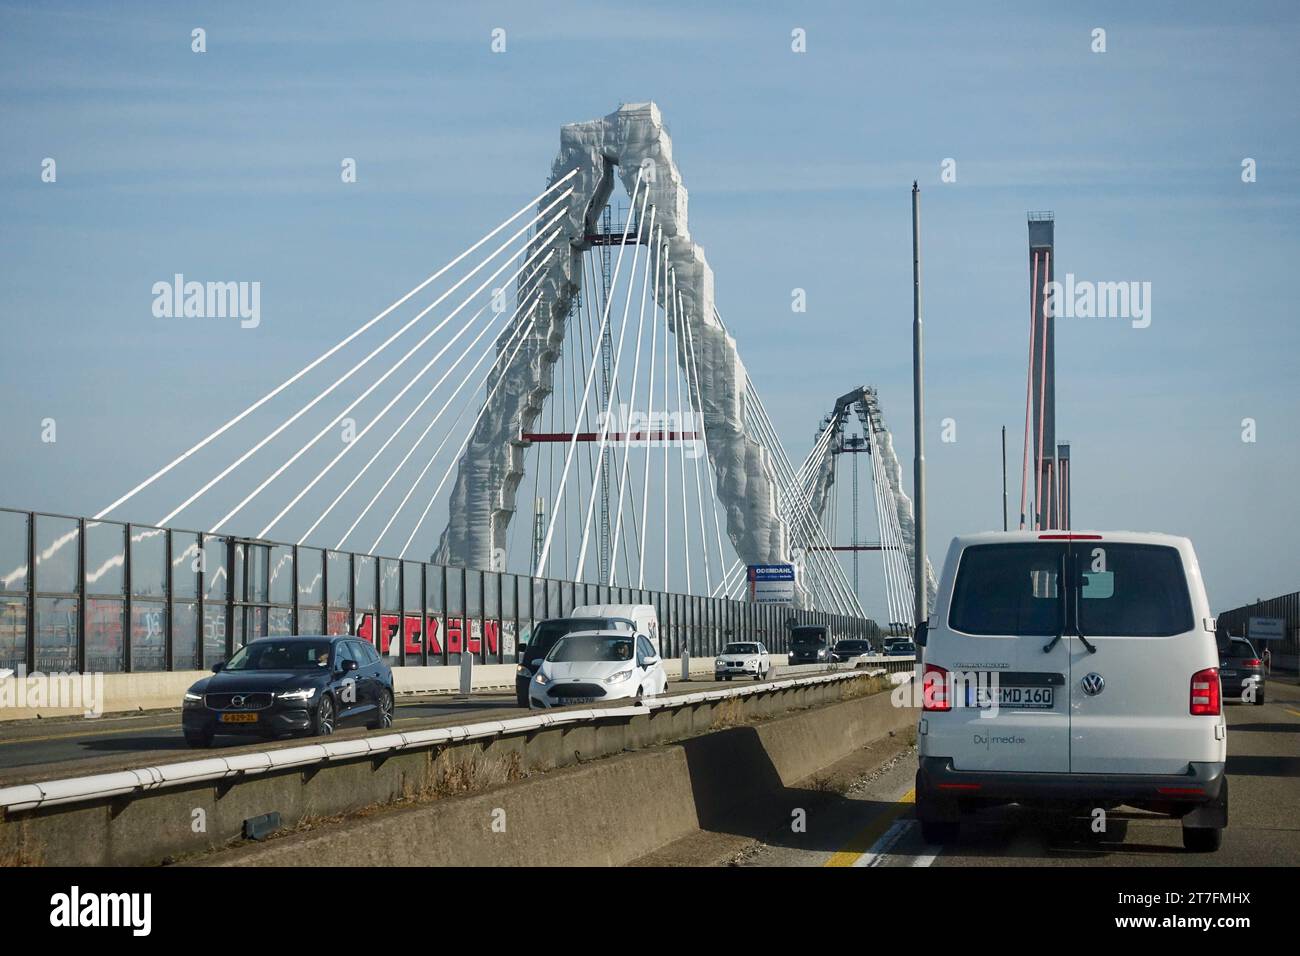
(0, 674), (770, 783)
(732, 679), (1300, 867)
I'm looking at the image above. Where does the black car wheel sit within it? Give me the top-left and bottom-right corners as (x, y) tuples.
(1183, 825), (1223, 852)
(1254, 688), (1266, 706)
(313, 693), (336, 737)
(184, 730), (213, 748)
(368, 689), (394, 730)
(920, 819), (960, 845)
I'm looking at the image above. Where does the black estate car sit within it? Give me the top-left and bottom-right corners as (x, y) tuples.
(182, 635), (394, 747)
(1219, 636), (1266, 705)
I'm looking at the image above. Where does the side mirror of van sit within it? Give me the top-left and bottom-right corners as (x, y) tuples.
(915, 620), (929, 647)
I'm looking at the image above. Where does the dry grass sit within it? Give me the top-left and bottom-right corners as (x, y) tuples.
(395, 745), (527, 804)
(838, 673), (888, 701)
(710, 696), (747, 730)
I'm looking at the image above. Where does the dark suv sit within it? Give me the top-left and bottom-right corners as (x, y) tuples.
(515, 616), (635, 706)
(182, 635), (394, 746)
(1219, 636), (1266, 705)
(788, 626), (830, 664)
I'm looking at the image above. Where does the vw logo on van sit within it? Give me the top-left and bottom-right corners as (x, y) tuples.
(1080, 673), (1105, 697)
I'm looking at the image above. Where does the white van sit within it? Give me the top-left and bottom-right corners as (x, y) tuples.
(915, 531), (1227, 852)
(570, 604), (661, 656)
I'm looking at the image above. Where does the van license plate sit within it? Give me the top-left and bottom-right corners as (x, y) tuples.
(998, 687), (1053, 709)
(972, 686), (1054, 709)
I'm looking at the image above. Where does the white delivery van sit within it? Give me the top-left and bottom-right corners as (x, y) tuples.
(570, 604), (661, 656)
(915, 531), (1227, 852)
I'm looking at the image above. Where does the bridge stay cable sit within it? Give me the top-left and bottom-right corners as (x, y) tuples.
(163, 199), (570, 531)
(534, 171), (646, 577)
(323, 262), (554, 549)
(94, 172), (577, 523)
(574, 183), (651, 582)
(207, 221), (566, 535)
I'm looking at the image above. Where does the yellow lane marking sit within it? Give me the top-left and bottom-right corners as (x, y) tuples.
(824, 788), (916, 867)
(0, 721), (176, 746)
(1284, 708), (1300, 719)
(0, 705), (474, 747)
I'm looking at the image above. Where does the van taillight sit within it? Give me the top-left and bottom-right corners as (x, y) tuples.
(922, 663), (951, 712)
(1190, 667), (1220, 715)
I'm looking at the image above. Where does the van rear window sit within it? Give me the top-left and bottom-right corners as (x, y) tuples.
(949, 543), (1062, 635)
(949, 542), (1194, 637)
(1076, 544), (1194, 637)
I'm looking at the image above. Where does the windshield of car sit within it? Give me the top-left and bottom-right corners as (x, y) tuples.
(838, 641), (868, 652)
(525, 618), (630, 663)
(225, 640), (332, 671)
(723, 643), (759, 654)
(891, 642), (916, 654)
(791, 628), (826, 646)
(546, 634), (636, 664)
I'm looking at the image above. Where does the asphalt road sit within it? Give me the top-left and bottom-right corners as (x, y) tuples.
(0, 674), (767, 783)
(733, 679), (1300, 867)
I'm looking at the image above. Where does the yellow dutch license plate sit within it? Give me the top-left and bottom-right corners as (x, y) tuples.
(220, 713), (259, 724)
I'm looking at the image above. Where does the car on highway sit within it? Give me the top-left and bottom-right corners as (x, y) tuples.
(788, 625), (830, 664)
(529, 630), (667, 709)
(882, 636), (909, 655)
(885, 640), (916, 657)
(1219, 636), (1266, 705)
(830, 639), (874, 662)
(915, 531), (1228, 852)
(515, 616), (635, 707)
(714, 641), (771, 680)
(182, 635), (394, 747)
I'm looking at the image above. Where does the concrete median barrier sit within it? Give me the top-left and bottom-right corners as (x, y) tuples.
(198, 676), (913, 867)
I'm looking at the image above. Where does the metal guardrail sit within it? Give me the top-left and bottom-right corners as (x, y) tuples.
(0, 668), (887, 814)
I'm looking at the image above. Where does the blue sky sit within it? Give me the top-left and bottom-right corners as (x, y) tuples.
(1, 0), (1297, 615)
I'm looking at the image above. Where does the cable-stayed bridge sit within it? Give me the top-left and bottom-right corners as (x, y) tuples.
(1, 103), (924, 676)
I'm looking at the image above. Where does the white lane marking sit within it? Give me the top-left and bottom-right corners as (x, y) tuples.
(850, 818), (941, 869)
(853, 819), (911, 867)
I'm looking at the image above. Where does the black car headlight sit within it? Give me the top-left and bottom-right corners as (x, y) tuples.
(183, 691), (203, 708)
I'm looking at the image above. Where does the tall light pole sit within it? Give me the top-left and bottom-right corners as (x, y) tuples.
(911, 182), (927, 628)
(1001, 426), (1008, 531)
